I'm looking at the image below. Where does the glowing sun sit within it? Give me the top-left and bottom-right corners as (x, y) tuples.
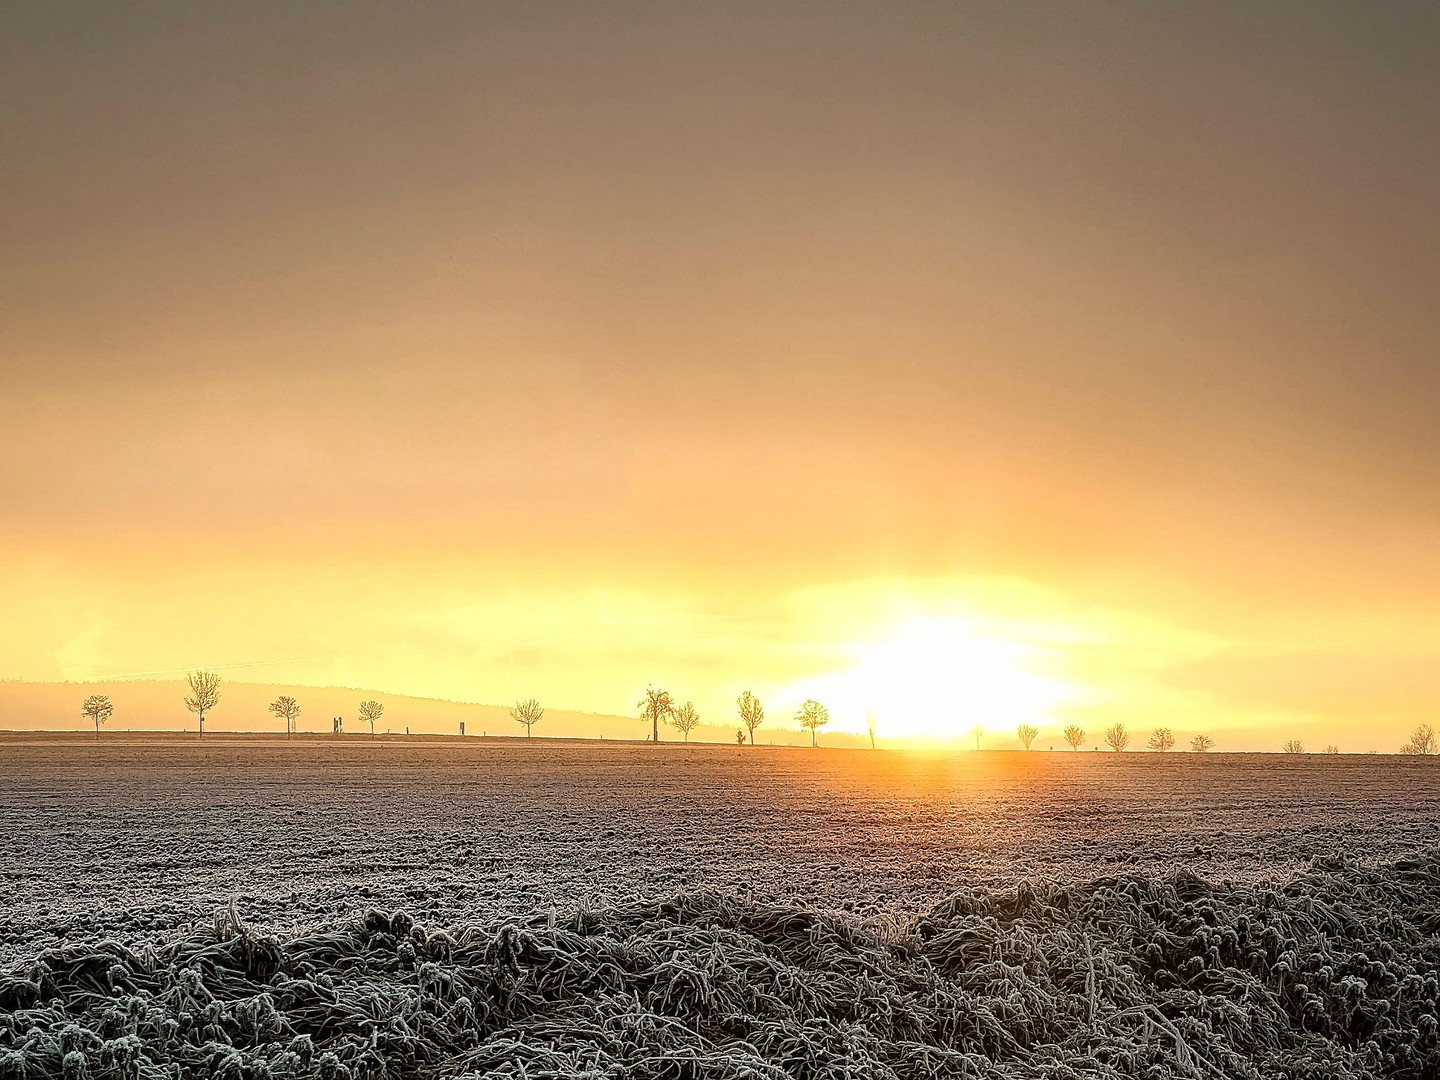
(797, 615), (1076, 742)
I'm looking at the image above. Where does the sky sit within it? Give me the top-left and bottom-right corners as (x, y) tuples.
(3, 2), (1439, 748)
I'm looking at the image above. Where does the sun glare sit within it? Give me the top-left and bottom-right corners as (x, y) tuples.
(797, 616), (1076, 743)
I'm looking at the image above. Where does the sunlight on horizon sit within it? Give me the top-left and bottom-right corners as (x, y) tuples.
(784, 614), (1082, 742)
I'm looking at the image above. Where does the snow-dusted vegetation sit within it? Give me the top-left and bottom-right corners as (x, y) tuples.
(4, 856), (1440, 1078)
(2, 736), (1439, 1077)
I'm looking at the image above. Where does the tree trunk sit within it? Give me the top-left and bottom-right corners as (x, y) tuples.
(811, 729), (816, 747)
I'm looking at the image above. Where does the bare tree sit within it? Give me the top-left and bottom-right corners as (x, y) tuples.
(737, 691), (764, 745)
(735, 728), (746, 745)
(358, 699), (385, 736)
(1190, 733), (1215, 753)
(81, 694), (113, 740)
(638, 686), (674, 742)
(1282, 739), (1304, 754)
(510, 698), (543, 737)
(1063, 724), (1086, 751)
(1400, 724), (1437, 755)
(970, 723), (985, 751)
(1104, 723), (1130, 752)
(867, 710), (879, 750)
(1324, 744), (1339, 754)
(796, 699), (830, 746)
(184, 671), (221, 737)
(1147, 728), (1175, 752)
(1016, 723), (1039, 750)
(269, 695), (301, 737)
(670, 701), (700, 742)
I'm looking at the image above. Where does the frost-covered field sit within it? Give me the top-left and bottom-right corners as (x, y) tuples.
(3, 734), (1439, 1077)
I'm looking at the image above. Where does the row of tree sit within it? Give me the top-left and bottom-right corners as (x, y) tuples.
(81, 680), (815, 746)
(1011, 722), (1215, 753)
(634, 688), (883, 748)
(81, 672), (386, 739)
(635, 687), (816, 745)
(1023, 722), (1438, 755)
(76, 676), (1440, 754)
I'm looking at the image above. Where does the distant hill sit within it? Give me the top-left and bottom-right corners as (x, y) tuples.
(0, 678), (831, 745)
(0, 678), (637, 740)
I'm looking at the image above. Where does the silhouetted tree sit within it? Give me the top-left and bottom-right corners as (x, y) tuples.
(1324, 744), (1339, 754)
(735, 728), (746, 745)
(1104, 723), (1130, 752)
(184, 671), (221, 737)
(671, 701), (700, 742)
(867, 711), (879, 750)
(1147, 728), (1175, 752)
(511, 698), (543, 737)
(1190, 733), (1215, 753)
(737, 691), (764, 745)
(358, 699), (384, 736)
(1017, 723), (1039, 750)
(1063, 724), (1086, 750)
(81, 694), (113, 740)
(1282, 739), (1304, 754)
(797, 699), (830, 746)
(269, 695), (300, 736)
(638, 686), (674, 742)
(1401, 724), (1437, 755)
(970, 723), (985, 751)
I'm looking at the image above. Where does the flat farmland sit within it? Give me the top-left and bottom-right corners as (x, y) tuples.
(2, 733), (1436, 961)
(6, 734), (1440, 1077)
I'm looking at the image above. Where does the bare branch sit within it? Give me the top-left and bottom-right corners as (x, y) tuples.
(737, 691), (765, 745)
(637, 686), (675, 742)
(81, 694), (113, 739)
(796, 699), (829, 747)
(358, 699), (385, 735)
(670, 701), (700, 742)
(510, 697), (544, 737)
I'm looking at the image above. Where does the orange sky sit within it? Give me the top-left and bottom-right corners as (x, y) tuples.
(3, 3), (1439, 748)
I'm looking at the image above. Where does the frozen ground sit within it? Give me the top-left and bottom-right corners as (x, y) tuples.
(1, 733), (1437, 962)
(4, 734), (1440, 1077)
